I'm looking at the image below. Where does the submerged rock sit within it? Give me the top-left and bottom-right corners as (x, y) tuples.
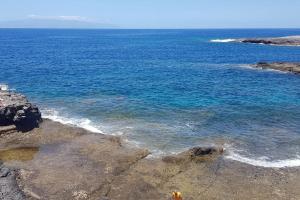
(0, 91), (42, 131)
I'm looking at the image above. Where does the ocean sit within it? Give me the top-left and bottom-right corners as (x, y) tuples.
(1, 29), (300, 168)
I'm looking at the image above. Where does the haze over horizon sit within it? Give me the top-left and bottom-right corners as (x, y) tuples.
(1, 0), (300, 29)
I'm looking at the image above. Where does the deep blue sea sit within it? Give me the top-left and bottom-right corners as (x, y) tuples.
(1, 29), (300, 167)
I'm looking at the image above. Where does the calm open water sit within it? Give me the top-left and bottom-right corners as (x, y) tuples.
(1, 29), (300, 167)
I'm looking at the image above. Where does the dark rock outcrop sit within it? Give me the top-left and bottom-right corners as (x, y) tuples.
(252, 62), (300, 74)
(237, 36), (300, 46)
(188, 146), (224, 157)
(162, 146), (224, 164)
(0, 91), (42, 131)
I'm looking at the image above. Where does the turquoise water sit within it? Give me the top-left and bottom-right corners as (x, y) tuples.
(1, 29), (300, 167)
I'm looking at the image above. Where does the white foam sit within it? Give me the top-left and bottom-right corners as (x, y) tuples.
(236, 64), (258, 70)
(236, 64), (289, 74)
(226, 151), (300, 168)
(41, 108), (104, 134)
(210, 39), (236, 43)
(264, 68), (289, 74)
(0, 84), (9, 91)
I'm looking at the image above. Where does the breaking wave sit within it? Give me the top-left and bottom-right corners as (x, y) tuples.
(226, 150), (300, 168)
(210, 39), (236, 43)
(41, 108), (104, 134)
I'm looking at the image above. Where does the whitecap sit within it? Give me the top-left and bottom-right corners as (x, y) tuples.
(210, 39), (236, 43)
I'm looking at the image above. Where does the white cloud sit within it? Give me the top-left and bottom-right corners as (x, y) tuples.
(28, 15), (91, 22)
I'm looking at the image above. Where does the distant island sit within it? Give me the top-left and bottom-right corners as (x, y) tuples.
(0, 18), (117, 29)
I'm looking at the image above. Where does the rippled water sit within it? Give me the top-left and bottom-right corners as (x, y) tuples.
(1, 29), (300, 167)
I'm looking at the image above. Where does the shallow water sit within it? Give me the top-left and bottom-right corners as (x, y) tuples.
(0, 29), (300, 167)
(0, 147), (39, 162)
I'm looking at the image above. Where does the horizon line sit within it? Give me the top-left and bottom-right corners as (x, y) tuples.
(0, 27), (300, 30)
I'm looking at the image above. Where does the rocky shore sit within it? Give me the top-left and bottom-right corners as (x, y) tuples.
(251, 62), (300, 74)
(1, 120), (300, 200)
(236, 35), (300, 46)
(1, 91), (300, 200)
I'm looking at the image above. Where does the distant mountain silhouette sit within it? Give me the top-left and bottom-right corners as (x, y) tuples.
(0, 18), (117, 29)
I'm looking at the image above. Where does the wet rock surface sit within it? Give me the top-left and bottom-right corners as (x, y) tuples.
(0, 91), (42, 131)
(252, 62), (300, 74)
(237, 35), (300, 46)
(0, 120), (299, 200)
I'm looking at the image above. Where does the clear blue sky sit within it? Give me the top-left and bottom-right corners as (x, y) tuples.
(1, 0), (300, 28)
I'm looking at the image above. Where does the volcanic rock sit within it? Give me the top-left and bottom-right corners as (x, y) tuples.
(0, 91), (42, 131)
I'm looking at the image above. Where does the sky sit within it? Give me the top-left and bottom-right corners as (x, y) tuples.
(0, 0), (300, 28)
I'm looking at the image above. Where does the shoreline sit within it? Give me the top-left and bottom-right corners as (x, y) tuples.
(1, 119), (300, 199)
(44, 113), (300, 168)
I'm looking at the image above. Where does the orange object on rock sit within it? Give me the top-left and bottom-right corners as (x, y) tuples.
(172, 191), (182, 200)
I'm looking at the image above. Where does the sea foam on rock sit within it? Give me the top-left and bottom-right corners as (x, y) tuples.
(0, 90), (42, 131)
